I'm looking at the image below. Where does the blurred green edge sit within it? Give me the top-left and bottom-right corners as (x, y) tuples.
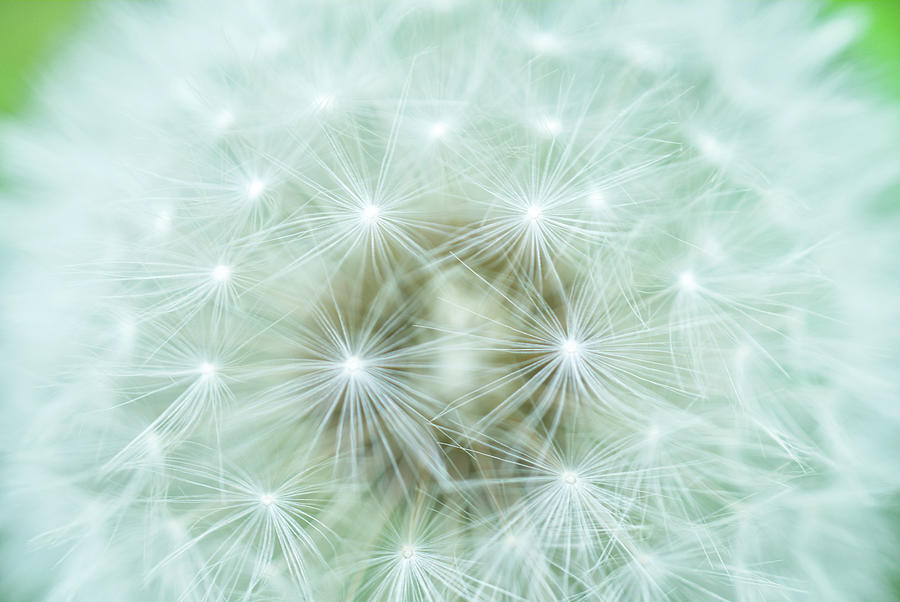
(0, 0), (898, 117)
(0, 0), (897, 599)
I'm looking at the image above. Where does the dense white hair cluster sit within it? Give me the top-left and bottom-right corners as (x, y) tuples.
(1, 0), (899, 600)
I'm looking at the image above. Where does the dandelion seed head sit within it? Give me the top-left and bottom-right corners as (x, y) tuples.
(212, 264), (231, 282)
(536, 115), (562, 136)
(199, 362), (216, 378)
(678, 270), (697, 292)
(560, 337), (580, 358)
(428, 121), (448, 139)
(313, 93), (335, 111)
(154, 210), (172, 232)
(530, 32), (559, 54)
(2, 1), (898, 600)
(361, 204), (380, 223)
(694, 131), (729, 163)
(343, 355), (363, 375)
(587, 190), (605, 207)
(246, 178), (265, 200)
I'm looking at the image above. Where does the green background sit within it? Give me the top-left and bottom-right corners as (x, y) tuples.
(0, 0), (87, 115)
(0, 0), (898, 117)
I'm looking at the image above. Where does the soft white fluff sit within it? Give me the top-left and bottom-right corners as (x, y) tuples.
(1, 1), (899, 600)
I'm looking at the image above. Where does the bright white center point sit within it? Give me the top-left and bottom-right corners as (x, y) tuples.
(155, 211), (172, 232)
(313, 94), (335, 111)
(587, 190), (606, 207)
(361, 204), (380, 222)
(146, 432), (162, 455)
(537, 116), (562, 135)
(400, 545), (416, 559)
(212, 264), (231, 282)
(678, 271), (697, 292)
(525, 204), (543, 223)
(247, 179), (265, 200)
(531, 32), (558, 53)
(562, 470), (578, 486)
(560, 338), (580, 357)
(695, 132), (729, 162)
(344, 355), (363, 375)
(119, 321), (136, 339)
(200, 362), (216, 378)
(647, 426), (661, 442)
(428, 121), (448, 139)
(215, 109), (234, 129)
(260, 493), (275, 507)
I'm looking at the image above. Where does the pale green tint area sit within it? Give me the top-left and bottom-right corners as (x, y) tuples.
(0, 0), (898, 115)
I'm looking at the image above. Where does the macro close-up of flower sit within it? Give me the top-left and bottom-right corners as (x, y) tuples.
(1, 1), (899, 600)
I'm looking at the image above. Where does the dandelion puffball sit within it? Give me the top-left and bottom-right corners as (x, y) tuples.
(1, 1), (899, 601)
